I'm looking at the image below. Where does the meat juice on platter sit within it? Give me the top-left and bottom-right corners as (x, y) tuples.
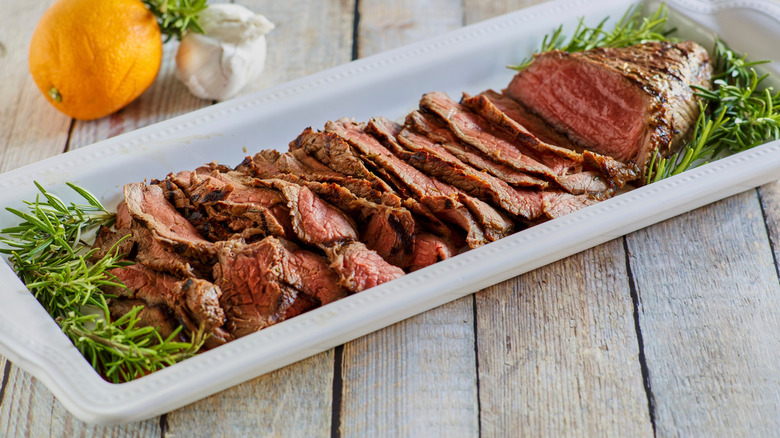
(90, 40), (712, 352)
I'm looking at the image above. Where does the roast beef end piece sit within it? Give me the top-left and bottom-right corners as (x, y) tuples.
(506, 41), (712, 178)
(325, 241), (405, 293)
(172, 278), (233, 348)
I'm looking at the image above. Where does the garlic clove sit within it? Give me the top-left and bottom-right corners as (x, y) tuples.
(175, 4), (274, 101)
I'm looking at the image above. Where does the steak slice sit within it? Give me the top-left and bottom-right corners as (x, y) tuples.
(108, 299), (182, 342)
(420, 91), (558, 179)
(123, 183), (214, 260)
(214, 237), (347, 338)
(406, 110), (549, 189)
(324, 241), (405, 292)
(290, 127), (395, 193)
(464, 91), (639, 190)
(504, 41), (712, 179)
(285, 129), (454, 241)
(325, 118), (510, 246)
(256, 178), (359, 247)
(393, 124), (543, 220)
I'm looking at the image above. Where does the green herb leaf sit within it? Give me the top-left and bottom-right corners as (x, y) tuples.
(510, 3), (674, 71)
(142, 0), (209, 42)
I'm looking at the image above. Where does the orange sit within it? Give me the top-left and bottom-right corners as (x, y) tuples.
(29, 0), (162, 120)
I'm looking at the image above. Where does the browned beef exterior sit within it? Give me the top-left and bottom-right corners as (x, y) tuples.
(325, 118), (511, 247)
(324, 241), (405, 292)
(104, 263), (231, 348)
(281, 131), (454, 240)
(214, 237), (347, 337)
(123, 183), (215, 260)
(420, 92), (558, 179)
(504, 41), (712, 179)
(406, 110), (550, 189)
(463, 91), (638, 190)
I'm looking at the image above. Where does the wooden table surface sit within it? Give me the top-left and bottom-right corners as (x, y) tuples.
(2, 0), (780, 436)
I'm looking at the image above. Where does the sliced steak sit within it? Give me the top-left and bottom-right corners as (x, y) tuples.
(388, 120), (544, 220)
(214, 237), (346, 337)
(325, 118), (510, 246)
(290, 127), (395, 193)
(406, 110), (549, 189)
(256, 178), (359, 247)
(420, 91), (558, 179)
(504, 41), (712, 178)
(324, 241), (405, 292)
(104, 263), (231, 348)
(474, 89), (639, 188)
(123, 183), (214, 260)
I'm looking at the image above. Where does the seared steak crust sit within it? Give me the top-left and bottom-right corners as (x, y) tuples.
(505, 41), (712, 179)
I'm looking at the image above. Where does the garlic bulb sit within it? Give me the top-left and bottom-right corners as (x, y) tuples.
(175, 4), (275, 101)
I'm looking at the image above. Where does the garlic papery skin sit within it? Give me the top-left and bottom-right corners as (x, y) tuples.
(175, 4), (275, 101)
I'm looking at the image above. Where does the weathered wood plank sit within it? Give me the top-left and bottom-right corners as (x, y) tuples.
(627, 191), (780, 436)
(0, 0), (70, 173)
(0, 366), (159, 437)
(475, 240), (653, 437)
(337, 1), (479, 437)
(464, 0), (552, 24)
(165, 353), (335, 438)
(758, 180), (780, 275)
(340, 299), (479, 437)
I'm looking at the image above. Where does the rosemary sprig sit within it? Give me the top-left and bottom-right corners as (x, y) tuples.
(646, 41), (780, 183)
(142, 0), (209, 42)
(510, 3), (674, 71)
(0, 183), (204, 383)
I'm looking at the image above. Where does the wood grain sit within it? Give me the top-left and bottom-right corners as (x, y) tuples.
(165, 354), (335, 438)
(0, 0), (70, 173)
(627, 191), (780, 436)
(475, 240), (653, 437)
(338, 1), (479, 436)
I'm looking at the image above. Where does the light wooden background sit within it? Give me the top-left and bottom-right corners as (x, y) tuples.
(2, 0), (780, 436)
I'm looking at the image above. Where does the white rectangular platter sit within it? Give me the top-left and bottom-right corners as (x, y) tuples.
(1, 0), (779, 425)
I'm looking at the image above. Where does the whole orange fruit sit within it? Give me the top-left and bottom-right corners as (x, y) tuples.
(29, 0), (162, 120)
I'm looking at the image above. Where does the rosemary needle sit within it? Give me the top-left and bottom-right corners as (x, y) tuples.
(0, 182), (203, 383)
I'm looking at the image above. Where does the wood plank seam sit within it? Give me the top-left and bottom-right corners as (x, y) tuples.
(63, 118), (76, 153)
(756, 188), (780, 282)
(471, 294), (483, 434)
(351, 0), (361, 60)
(622, 237), (657, 436)
(0, 360), (11, 407)
(330, 345), (345, 438)
(159, 413), (168, 437)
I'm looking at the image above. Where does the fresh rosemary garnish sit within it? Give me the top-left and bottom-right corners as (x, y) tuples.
(143, 0), (209, 42)
(510, 3), (674, 71)
(0, 182), (204, 383)
(646, 41), (780, 183)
